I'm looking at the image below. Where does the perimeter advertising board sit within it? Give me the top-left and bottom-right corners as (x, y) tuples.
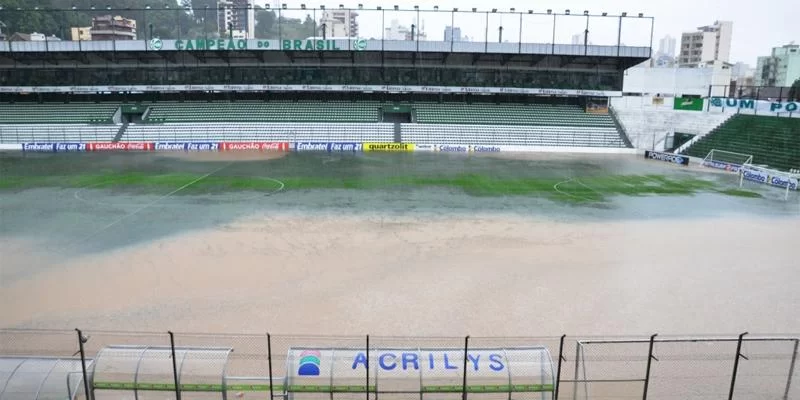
(219, 142), (290, 151)
(286, 347), (554, 394)
(87, 142), (154, 151)
(644, 150), (689, 166)
(295, 142), (362, 152)
(362, 143), (415, 152)
(740, 166), (798, 191)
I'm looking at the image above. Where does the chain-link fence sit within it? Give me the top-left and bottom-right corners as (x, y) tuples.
(0, 330), (797, 400)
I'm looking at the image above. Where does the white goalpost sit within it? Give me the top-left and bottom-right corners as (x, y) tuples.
(702, 149), (753, 172)
(738, 163), (799, 201)
(702, 149), (799, 201)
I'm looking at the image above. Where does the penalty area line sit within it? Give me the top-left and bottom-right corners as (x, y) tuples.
(66, 162), (232, 247)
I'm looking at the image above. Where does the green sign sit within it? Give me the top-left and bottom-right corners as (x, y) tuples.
(120, 104), (145, 113)
(148, 38), (366, 51)
(173, 38), (270, 51)
(383, 105), (412, 113)
(281, 39), (343, 51)
(673, 97), (704, 111)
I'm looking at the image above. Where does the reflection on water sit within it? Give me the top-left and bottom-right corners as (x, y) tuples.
(0, 151), (798, 334)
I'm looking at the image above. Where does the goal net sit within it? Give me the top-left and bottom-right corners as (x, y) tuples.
(702, 149), (753, 172)
(738, 164), (799, 199)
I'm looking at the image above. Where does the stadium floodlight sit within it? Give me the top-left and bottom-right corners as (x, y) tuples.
(621, 12), (627, 16)
(265, 4), (269, 9)
(339, 4), (344, 9)
(72, 5), (77, 10)
(491, 8), (497, 13)
(300, 4), (306, 10)
(377, 6), (381, 10)
(510, 8), (515, 12)
(547, 9), (552, 14)
(528, 10), (533, 14)
(565, 9), (570, 15)
(602, 12), (607, 16)
(393, 5), (398, 10)
(434, 5), (438, 11)
(282, 4), (287, 9)
(584, 10), (589, 15)
(106, 5), (112, 10)
(358, 4), (363, 9)
(414, 5), (419, 10)
(638, 13), (644, 17)
(320, 5), (325, 10)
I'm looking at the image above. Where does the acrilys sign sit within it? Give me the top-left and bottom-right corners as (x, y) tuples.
(149, 38), (368, 51)
(286, 347), (554, 394)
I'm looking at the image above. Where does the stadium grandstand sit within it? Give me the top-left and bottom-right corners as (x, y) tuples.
(682, 114), (800, 171)
(1, 4), (795, 169)
(0, 5), (655, 150)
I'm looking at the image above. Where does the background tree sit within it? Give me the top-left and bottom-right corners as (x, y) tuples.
(254, 9), (316, 39)
(0, 0), (318, 40)
(0, 0), (207, 40)
(789, 78), (800, 101)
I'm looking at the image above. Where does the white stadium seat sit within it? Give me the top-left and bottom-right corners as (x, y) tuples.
(0, 124), (120, 143)
(122, 123), (395, 143)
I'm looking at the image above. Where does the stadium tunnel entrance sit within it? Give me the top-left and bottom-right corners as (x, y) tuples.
(381, 105), (412, 123)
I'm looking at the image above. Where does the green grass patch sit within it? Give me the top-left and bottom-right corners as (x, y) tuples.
(0, 171), (762, 204)
(716, 188), (763, 198)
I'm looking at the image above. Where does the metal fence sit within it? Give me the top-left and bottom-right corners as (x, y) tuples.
(0, 6), (654, 49)
(710, 85), (799, 102)
(0, 330), (797, 400)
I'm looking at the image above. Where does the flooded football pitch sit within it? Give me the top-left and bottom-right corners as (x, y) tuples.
(1, 151), (798, 334)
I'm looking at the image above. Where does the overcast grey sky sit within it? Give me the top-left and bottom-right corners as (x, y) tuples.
(258, 0), (797, 65)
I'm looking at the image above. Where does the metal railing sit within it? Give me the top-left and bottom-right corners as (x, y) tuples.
(0, 6), (654, 50)
(0, 329), (797, 400)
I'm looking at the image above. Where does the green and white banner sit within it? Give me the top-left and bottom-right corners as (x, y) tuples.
(709, 97), (800, 114)
(148, 38), (368, 52)
(673, 97), (704, 111)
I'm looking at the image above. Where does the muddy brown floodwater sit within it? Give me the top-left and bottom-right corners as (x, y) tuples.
(2, 213), (798, 335)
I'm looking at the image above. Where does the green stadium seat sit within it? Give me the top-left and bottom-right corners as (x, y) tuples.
(0, 103), (118, 124)
(683, 115), (800, 171)
(413, 103), (615, 127)
(143, 101), (381, 123)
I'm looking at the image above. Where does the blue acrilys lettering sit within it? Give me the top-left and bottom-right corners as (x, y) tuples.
(379, 353), (397, 370)
(351, 352), (367, 370)
(488, 354), (504, 371)
(443, 354), (458, 370)
(467, 354), (480, 371)
(401, 352), (419, 370)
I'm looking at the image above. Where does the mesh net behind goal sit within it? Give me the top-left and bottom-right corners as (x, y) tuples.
(703, 149), (754, 166)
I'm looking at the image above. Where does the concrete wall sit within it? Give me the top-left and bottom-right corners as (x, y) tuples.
(623, 66), (731, 97)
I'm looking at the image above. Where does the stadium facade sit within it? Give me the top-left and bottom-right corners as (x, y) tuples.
(0, 6), (650, 97)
